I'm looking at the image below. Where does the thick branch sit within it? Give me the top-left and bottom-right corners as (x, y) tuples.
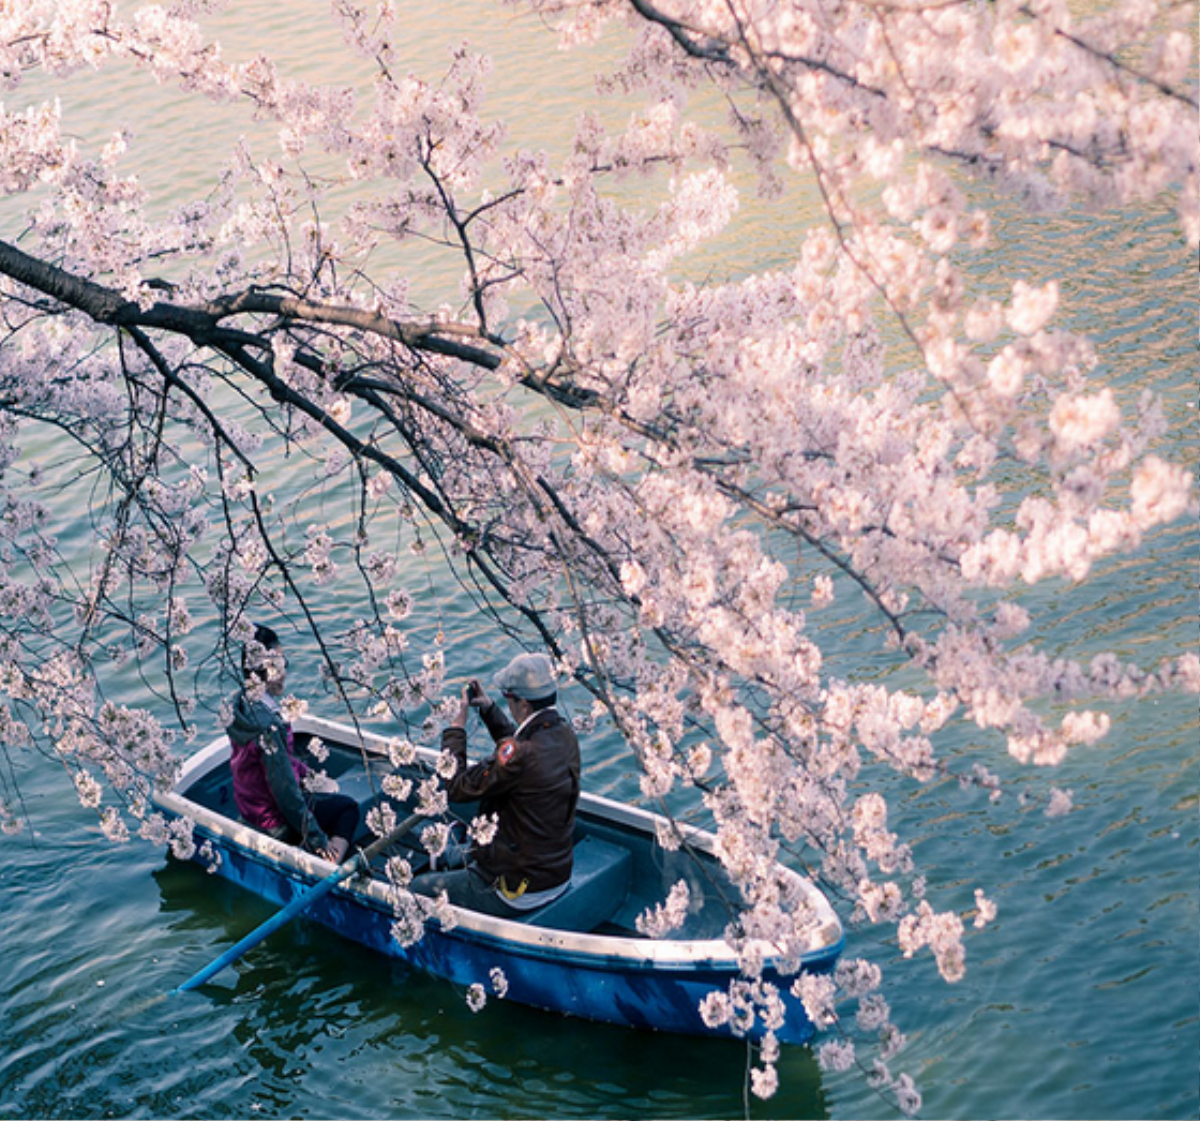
(0, 240), (504, 371)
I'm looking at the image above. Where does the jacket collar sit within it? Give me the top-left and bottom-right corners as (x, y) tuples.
(513, 705), (560, 740)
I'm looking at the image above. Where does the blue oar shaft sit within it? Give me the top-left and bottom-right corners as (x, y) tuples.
(175, 861), (355, 992)
(174, 812), (423, 993)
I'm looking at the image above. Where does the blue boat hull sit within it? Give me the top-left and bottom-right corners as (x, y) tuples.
(159, 717), (845, 1043)
(193, 827), (839, 1042)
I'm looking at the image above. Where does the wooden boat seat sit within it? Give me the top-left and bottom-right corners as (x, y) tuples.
(520, 835), (632, 933)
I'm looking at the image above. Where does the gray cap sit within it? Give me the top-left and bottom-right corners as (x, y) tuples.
(493, 652), (557, 701)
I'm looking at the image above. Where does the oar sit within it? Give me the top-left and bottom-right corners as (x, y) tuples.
(174, 811), (425, 993)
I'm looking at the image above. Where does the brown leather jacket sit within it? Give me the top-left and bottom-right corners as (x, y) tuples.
(441, 704), (581, 894)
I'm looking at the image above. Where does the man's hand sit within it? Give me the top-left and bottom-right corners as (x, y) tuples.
(451, 684), (472, 730)
(451, 679), (489, 731)
(321, 837), (351, 864)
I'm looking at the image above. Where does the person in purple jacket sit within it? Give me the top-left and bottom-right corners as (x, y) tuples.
(225, 624), (359, 863)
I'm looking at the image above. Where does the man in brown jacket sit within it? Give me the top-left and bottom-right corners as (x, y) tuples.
(414, 652), (581, 917)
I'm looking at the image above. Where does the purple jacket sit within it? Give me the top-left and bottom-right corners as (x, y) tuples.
(226, 692), (328, 848)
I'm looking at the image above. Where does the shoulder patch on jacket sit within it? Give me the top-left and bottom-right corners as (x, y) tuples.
(496, 738), (520, 767)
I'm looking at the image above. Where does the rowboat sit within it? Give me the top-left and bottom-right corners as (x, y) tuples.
(153, 713), (844, 1042)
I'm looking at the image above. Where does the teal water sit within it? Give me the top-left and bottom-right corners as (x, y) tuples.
(0, 4), (1197, 1119)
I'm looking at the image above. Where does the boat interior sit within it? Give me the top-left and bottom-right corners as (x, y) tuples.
(181, 730), (743, 941)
